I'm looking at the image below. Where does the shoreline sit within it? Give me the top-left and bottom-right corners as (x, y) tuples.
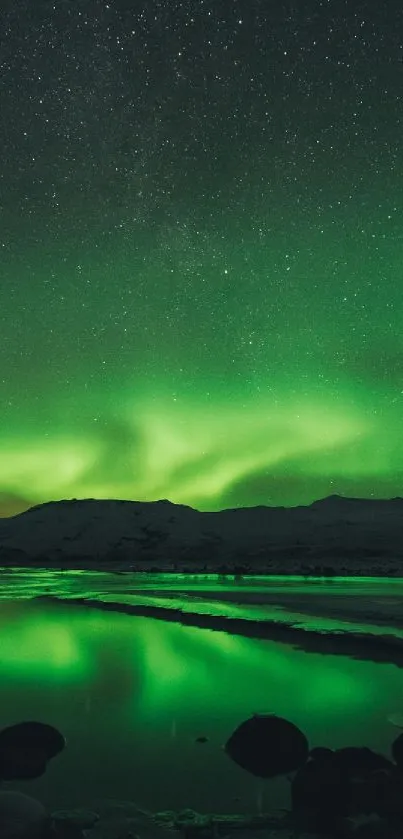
(1, 561), (403, 578)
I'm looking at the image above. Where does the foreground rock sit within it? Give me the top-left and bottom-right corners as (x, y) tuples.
(0, 721), (65, 782)
(224, 714), (309, 779)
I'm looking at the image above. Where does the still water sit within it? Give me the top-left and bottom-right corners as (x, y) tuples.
(0, 584), (403, 815)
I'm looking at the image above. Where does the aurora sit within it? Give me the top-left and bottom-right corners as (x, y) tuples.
(1, 0), (402, 517)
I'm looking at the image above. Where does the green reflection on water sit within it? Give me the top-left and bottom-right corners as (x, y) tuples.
(0, 598), (402, 816)
(0, 602), (92, 680)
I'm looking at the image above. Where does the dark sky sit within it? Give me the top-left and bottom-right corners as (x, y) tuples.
(1, 0), (403, 515)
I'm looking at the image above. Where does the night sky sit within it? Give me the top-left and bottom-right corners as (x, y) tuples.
(1, 0), (403, 516)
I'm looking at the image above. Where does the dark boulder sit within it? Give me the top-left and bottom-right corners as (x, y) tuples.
(291, 751), (352, 829)
(224, 714), (309, 779)
(0, 721), (65, 781)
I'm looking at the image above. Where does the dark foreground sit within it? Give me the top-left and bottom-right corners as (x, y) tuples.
(37, 801), (366, 839)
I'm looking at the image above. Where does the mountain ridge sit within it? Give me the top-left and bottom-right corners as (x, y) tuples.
(0, 494), (403, 573)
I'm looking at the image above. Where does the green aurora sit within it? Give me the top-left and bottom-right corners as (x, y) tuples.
(1, 1), (403, 516)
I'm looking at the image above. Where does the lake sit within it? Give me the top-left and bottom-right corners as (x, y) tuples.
(0, 569), (403, 816)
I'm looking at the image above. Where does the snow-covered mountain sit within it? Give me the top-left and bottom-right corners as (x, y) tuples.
(0, 495), (403, 573)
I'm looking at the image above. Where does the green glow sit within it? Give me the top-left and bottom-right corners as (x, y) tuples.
(2, 385), (396, 515)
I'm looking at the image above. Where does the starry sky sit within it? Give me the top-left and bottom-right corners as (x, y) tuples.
(1, 0), (403, 517)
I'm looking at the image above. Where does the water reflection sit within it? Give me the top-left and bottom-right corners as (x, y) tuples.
(0, 599), (402, 815)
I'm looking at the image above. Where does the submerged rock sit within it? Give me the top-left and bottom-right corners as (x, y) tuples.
(224, 714), (309, 778)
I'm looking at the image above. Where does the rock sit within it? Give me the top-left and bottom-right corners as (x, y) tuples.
(224, 714), (309, 778)
(0, 721), (65, 781)
(0, 790), (49, 839)
(332, 747), (393, 779)
(291, 754), (351, 823)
